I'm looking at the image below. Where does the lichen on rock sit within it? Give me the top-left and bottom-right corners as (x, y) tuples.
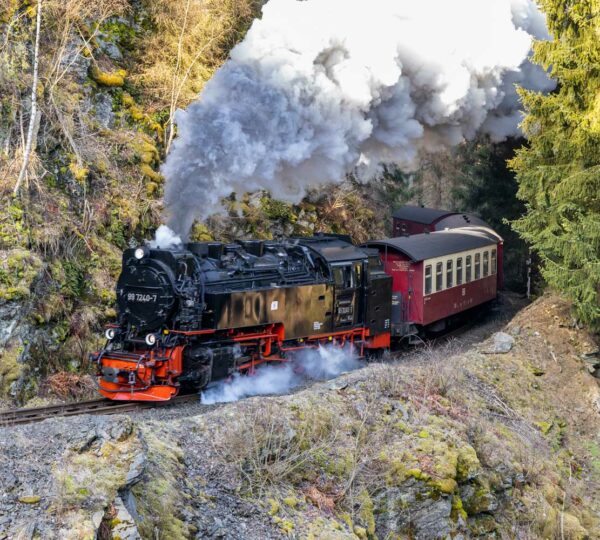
(89, 65), (127, 87)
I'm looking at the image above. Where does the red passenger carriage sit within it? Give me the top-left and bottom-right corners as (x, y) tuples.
(365, 207), (503, 339)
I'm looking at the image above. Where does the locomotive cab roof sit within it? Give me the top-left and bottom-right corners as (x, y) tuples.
(296, 236), (376, 263)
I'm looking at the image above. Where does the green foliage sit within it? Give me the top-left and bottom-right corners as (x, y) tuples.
(453, 140), (530, 290)
(377, 164), (415, 213)
(0, 249), (43, 301)
(510, 0), (600, 328)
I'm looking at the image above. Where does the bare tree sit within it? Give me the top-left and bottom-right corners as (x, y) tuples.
(14, 0), (42, 196)
(136, 0), (260, 154)
(164, 0), (222, 153)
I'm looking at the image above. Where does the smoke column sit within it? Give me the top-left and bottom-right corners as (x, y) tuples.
(200, 344), (361, 404)
(161, 0), (554, 238)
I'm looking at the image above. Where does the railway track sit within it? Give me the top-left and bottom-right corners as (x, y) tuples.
(0, 393), (199, 427)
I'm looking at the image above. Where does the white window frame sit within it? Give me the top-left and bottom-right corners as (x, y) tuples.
(422, 243), (498, 293)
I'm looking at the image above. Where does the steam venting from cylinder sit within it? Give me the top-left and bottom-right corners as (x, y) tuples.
(161, 0), (554, 239)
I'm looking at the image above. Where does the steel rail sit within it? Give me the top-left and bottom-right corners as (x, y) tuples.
(0, 394), (199, 427)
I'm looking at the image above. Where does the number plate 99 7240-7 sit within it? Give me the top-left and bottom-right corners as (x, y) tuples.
(126, 292), (158, 303)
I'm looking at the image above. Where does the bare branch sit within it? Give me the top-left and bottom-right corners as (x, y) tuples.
(14, 0), (43, 196)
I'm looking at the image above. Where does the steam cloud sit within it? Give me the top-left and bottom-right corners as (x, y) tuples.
(162, 0), (554, 238)
(149, 224), (182, 249)
(200, 344), (361, 404)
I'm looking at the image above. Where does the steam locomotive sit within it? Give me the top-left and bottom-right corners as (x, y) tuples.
(94, 207), (503, 401)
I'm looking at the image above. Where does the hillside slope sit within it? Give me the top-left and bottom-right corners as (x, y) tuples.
(1, 294), (598, 539)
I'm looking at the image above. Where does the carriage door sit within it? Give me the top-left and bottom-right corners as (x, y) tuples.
(332, 262), (362, 329)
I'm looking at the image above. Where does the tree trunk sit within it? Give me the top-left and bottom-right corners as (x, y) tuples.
(14, 0), (43, 197)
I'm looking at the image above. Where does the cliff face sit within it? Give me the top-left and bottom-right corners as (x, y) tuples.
(1, 295), (599, 539)
(0, 0), (264, 402)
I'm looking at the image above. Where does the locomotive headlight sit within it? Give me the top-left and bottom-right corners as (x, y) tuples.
(134, 247), (145, 260)
(105, 328), (116, 340)
(145, 333), (157, 346)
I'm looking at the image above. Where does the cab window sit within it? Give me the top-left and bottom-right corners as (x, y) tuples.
(333, 265), (356, 289)
(491, 249), (497, 274)
(354, 262), (362, 287)
(333, 267), (345, 287)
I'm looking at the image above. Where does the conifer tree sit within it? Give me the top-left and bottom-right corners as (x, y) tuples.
(454, 140), (529, 290)
(511, 0), (600, 328)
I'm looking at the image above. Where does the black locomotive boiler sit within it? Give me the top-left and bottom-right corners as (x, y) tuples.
(95, 235), (392, 401)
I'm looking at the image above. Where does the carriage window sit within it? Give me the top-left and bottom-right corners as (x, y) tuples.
(446, 260), (453, 288)
(491, 249), (497, 274)
(368, 256), (383, 272)
(425, 265), (432, 295)
(466, 255), (472, 282)
(456, 257), (463, 285)
(475, 253), (481, 279)
(483, 251), (489, 276)
(435, 262), (443, 291)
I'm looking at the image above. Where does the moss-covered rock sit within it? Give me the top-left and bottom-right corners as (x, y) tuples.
(131, 429), (190, 539)
(89, 65), (126, 87)
(139, 163), (162, 182)
(0, 342), (25, 396)
(0, 249), (43, 302)
(460, 483), (498, 515)
(456, 444), (481, 482)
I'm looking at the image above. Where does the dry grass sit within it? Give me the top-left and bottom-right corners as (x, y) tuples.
(210, 401), (340, 496)
(40, 371), (96, 401)
(206, 307), (600, 537)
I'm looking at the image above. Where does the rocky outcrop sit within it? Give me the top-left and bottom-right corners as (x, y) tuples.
(483, 331), (515, 354)
(0, 415), (144, 539)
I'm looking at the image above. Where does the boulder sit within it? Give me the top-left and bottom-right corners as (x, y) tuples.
(111, 495), (142, 540)
(484, 332), (515, 354)
(374, 479), (459, 539)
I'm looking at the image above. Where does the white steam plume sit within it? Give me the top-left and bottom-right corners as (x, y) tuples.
(149, 224), (182, 249)
(162, 0), (554, 238)
(200, 344), (361, 404)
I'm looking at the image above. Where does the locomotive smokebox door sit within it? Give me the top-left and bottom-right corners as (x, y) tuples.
(116, 250), (178, 331)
